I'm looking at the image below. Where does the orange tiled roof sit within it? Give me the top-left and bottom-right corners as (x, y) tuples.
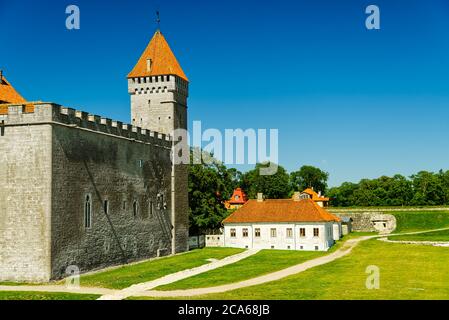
(223, 198), (340, 224)
(228, 188), (248, 205)
(128, 30), (188, 81)
(0, 75), (26, 105)
(302, 188), (330, 202)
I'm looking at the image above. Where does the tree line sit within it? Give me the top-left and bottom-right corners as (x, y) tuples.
(188, 149), (328, 234)
(328, 171), (449, 207)
(188, 149), (449, 233)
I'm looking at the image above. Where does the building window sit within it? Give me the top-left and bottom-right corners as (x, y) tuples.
(103, 200), (109, 215)
(133, 200), (139, 218)
(84, 195), (92, 229)
(255, 228), (261, 237)
(315, 246), (319, 251)
(286, 228), (293, 238)
(314, 228), (320, 237)
(242, 228), (249, 237)
(300, 228), (306, 237)
(230, 229), (236, 238)
(270, 228), (277, 238)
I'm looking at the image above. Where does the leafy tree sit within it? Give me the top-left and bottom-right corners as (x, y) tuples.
(290, 165), (329, 193)
(188, 149), (241, 234)
(241, 163), (291, 199)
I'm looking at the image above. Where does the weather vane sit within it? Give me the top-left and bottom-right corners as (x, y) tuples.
(156, 10), (161, 29)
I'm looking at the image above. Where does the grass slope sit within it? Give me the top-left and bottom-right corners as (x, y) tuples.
(389, 229), (449, 242)
(392, 211), (449, 232)
(80, 247), (244, 289)
(0, 291), (99, 300)
(186, 240), (449, 300)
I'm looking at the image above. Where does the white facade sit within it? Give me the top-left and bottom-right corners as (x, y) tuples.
(224, 222), (341, 252)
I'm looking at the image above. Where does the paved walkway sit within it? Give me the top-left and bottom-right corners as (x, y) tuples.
(97, 249), (260, 300)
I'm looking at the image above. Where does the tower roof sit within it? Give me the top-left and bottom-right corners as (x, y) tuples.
(0, 73), (26, 104)
(128, 30), (188, 81)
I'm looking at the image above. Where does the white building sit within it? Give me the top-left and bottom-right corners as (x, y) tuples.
(222, 194), (342, 251)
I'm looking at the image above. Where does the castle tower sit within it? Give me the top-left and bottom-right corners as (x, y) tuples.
(128, 29), (190, 255)
(128, 30), (189, 135)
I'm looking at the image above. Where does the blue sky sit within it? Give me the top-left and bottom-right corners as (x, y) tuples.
(2, 0), (449, 187)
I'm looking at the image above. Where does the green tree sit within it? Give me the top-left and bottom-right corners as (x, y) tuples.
(188, 149), (240, 234)
(290, 165), (329, 193)
(241, 163), (291, 199)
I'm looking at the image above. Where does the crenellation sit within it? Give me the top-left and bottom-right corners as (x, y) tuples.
(0, 103), (172, 147)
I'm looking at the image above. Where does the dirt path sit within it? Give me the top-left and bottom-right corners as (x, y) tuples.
(137, 236), (371, 298)
(96, 249), (260, 300)
(0, 285), (115, 296)
(1, 227), (448, 299)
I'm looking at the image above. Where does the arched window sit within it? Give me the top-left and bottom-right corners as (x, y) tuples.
(84, 195), (92, 229)
(133, 200), (138, 218)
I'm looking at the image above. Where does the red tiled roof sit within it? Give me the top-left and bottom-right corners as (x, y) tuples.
(128, 30), (188, 81)
(0, 75), (26, 105)
(302, 188), (330, 202)
(223, 199), (340, 224)
(228, 188), (248, 205)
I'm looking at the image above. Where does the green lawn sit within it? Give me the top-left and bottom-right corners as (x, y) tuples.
(0, 291), (99, 300)
(180, 239), (449, 300)
(154, 233), (370, 291)
(79, 247), (244, 289)
(391, 211), (449, 232)
(155, 250), (326, 291)
(389, 229), (449, 242)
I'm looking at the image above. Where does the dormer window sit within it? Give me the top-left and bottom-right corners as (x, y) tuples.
(146, 59), (152, 72)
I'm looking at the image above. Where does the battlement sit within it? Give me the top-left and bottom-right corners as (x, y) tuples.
(0, 102), (172, 147)
(128, 74), (188, 97)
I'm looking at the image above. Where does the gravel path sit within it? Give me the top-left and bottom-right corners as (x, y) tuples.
(97, 249), (260, 300)
(2, 227), (448, 299)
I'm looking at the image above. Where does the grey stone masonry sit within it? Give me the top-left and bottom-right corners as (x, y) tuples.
(0, 102), (189, 282)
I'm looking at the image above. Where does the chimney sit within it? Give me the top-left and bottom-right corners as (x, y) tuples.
(257, 193), (264, 202)
(293, 192), (301, 201)
(318, 191), (322, 197)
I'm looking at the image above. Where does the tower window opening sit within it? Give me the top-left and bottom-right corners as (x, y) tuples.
(146, 59), (152, 72)
(84, 195), (92, 229)
(133, 200), (138, 218)
(103, 200), (109, 215)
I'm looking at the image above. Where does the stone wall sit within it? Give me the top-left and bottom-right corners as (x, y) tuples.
(0, 103), (190, 281)
(333, 212), (397, 233)
(0, 106), (53, 282)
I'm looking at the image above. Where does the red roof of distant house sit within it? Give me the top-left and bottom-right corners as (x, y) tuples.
(302, 188), (330, 202)
(228, 188), (248, 205)
(223, 198), (340, 224)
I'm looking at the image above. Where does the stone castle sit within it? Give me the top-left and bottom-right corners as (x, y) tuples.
(0, 30), (189, 282)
